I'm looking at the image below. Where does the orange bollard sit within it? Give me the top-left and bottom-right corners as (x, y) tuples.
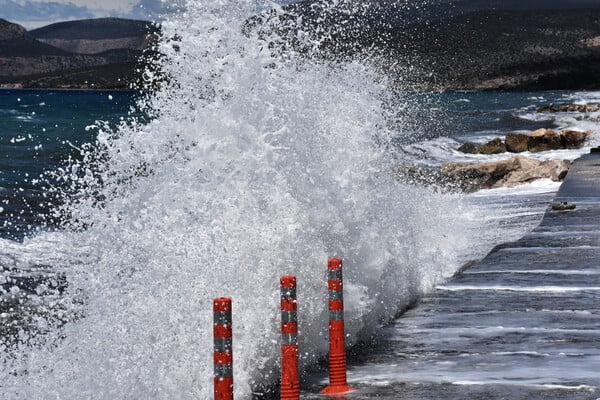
(214, 297), (234, 400)
(321, 258), (354, 396)
(280, 276), (300, 400)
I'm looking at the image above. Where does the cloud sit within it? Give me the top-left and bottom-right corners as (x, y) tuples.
(1, 0), (168, 29)
(1, 1), (96, 28)
(7, 0), (139, 13)
(126, 0), (181, 21)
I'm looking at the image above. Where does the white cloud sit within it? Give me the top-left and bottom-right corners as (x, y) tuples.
(0, 0), (167, 28)
(9, 0), (139, 13)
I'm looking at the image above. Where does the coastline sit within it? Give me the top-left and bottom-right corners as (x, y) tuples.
(4, 8), (600, 92)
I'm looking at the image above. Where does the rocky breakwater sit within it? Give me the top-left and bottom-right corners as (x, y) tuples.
(395, 154), (571, 193)
(537, 104), (600, 113)
(458, 128), (592, 155)
(450, 100), (595, 189)
(441, 156), (570, 190)
(444, 127), (591, 191)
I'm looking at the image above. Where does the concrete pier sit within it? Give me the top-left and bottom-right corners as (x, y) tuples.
(305, 152), (600, 399)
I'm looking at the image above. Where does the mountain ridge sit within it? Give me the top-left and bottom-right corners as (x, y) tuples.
(0, 18), (159, 89)
(3, 8), (600, 91)
(0, 19), (70, 57)
(386, 8), (600, 90)
(277, 5), (600, 91)
(30, 17), (158, 41)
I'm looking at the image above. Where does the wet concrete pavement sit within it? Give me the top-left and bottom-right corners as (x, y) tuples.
(301, 152), (600, 399)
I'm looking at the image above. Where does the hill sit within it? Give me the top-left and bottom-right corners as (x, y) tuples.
(274, 4), (600, 91)
(30, 18), (159, 55)
(5, 7), (600, 91)
(381, 9), (600, 90)
(0, 19), (69, 57)
(31, 18), (157, 40)
(0, 18), (159, 90)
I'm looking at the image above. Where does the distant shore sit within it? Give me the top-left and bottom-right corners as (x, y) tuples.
(274, 6), (600, 92)
(4, 8), (600, 92)
(378, 8), (600, 91)
(0, 17), (159, 91)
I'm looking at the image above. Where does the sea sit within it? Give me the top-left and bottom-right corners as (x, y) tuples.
(1, 2), (600, 399)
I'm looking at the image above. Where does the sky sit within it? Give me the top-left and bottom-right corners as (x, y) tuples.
(0, 0), (170, 29)
(3, 0), (600, 30)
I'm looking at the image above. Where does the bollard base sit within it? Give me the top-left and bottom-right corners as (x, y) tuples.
(320, 384), (354, 396)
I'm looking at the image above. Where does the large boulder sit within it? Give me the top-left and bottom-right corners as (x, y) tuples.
(458, 128), (591, 155)
(499, 158), (570, 186)
(441, 155), (570, 189)
(561, 129), (591, 148)
(458, 138), (507, 154)
(457, 142), (478, 154)
(527, 128), (562, 152)
(505, 133), (529, 152)
(477, 138), (507, 154)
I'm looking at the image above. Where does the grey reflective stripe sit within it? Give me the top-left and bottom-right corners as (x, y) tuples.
(281, 333), (298, 345)
(214, 311), (232, 325)
(214, 338), (232, 352)
(280, 287), (297, 300)
(281, 310), (298, 323)
(328, 269), (343, 280)
(328, 289), (343, 300)
(329, 310), (344, 321)
(214, 364), (233, 378)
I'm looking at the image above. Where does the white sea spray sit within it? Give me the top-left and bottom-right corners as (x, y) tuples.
(1, 1), (473, 398)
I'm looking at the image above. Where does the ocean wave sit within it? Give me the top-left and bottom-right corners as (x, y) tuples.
(0, 1), (474, 398)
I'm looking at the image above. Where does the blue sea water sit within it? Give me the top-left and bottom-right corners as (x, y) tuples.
(391, 91), (559, 143)
(0, 90), (536, 240)
(0, 89), (141, 240)
(0, 89), (593, 242)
